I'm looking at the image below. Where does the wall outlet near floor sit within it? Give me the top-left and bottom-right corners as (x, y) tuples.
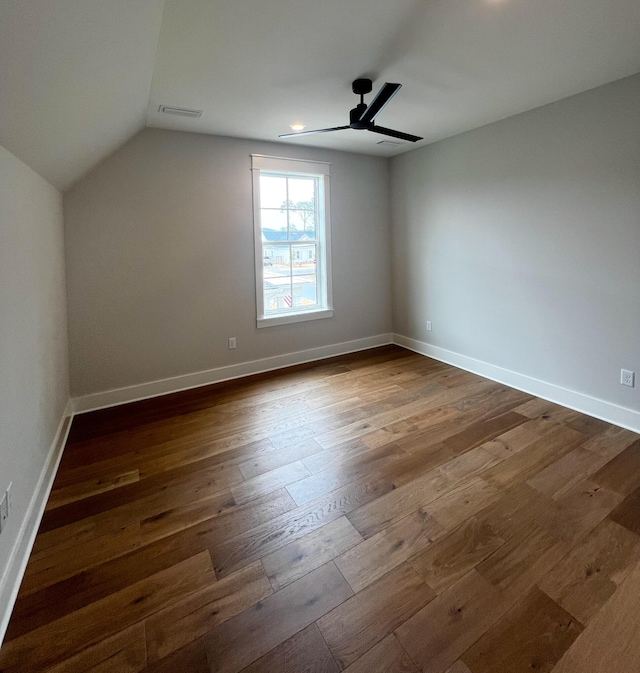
(228, 337), (237, 350)
(621, 369), (635, 387)
(426, 320), (432, 331)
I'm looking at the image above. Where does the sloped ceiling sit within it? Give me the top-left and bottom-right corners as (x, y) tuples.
(1, 0), (639, 191)
(0, 0), (164, 191)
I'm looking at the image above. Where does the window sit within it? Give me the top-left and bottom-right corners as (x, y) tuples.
(252, 155), (333, 327)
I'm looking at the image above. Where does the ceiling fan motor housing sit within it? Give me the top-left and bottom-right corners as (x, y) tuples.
(350, 103), (368, 127)
(352, 78), (373, 95)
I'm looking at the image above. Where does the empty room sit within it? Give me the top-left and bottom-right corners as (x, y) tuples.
(1, 1), (640, 671)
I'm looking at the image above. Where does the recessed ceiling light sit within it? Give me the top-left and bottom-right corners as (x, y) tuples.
(289, 123), (306, 132)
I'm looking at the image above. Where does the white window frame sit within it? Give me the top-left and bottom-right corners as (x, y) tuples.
(251, 155), (334, 328)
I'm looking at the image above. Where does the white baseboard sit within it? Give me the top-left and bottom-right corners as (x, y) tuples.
(394, 334), (640, 433)
(0, 399), (74, 647)
(72, 334), (394, 414)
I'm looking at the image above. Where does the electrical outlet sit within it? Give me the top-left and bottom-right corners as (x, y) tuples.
(426, 321), (432, 331)
(228, 337), (237, 350)
(621, 369), (635, 387)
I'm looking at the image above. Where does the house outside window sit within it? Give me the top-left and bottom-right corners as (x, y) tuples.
(251, 155), (333, 327)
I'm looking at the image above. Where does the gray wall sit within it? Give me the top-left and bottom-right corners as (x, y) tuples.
(391, 74), (640, 410)
(64, 130), (392, 396)
(0, 145), (69, 580)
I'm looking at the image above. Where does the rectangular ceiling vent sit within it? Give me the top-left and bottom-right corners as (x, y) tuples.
(158, 105), (203, 119)
(376, 140), (403, 146)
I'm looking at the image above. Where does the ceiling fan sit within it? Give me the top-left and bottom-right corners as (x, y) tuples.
(279, 78), (423, 143)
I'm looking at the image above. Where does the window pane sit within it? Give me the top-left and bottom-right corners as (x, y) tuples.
(260, 209), (287, 234)
(260, 175), (287, 208)
(287, 178), (315, 204)
(288, 209), (315, 237)
(263, 244), (290, 272)
(293, 274), (317, 306)
(291, 243), (316, 273)
(286, 177), (316, 238)
(264, 273), (293, 313)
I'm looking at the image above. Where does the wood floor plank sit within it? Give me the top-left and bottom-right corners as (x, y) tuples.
(142, 639), (210, 673)
(590, 439), (640, 496)
(608, 486), (640, 535)
(346, 467), (454, 539)
(565, 415), (612, 438)
(203, 562), (353, 673)
(380, 441), (456, 488)
(347, 447), (497, 540)
(145, 561), (273, 663)
(210, 472), (394, 577)
(38, 460), (241, 538)
(0, 552), (215, 673)
(526, 446), (607, 499)
(342, 634), (418, 673)
(425, 476), (501, 531)
(31, 502), (142, 563)
(445, 664), (472, 673)
(480, 424), (587, 492)
(476, 483), (558, 542)
(514, 398), (577, 423)
(45, 623), (146, 673)
(20, 522), (141, 595)
(395, 570), (508, 673)
(143, 638), (211, 673)
(301, 438), (381, 474)
(538, 518), (640, 625)
(545, 480), (623, 547)
(5, 522), (224, 640)
(238, 439), (323, 479)
(335, 509), (445, 592)
(46, 469), (141, 510)
(238, 624), (339, 673)
(475, 523), (570, 600)
(442, 411), (529, 455)
(261, 516), (364, 592)
(140, 486), (295, 546)
(579, 424), (640, 459)
(230, 461), (310, 505)
(461, 587), (583, 673)
(361, 405), (460, 451)
(286, 443), (407, 506)
(409, 517), (506, 594)
(314, 398), (438, 451)
(137, 437), (277, 480)
(550, 560), (640, 673)
(317, 562), (435, 670)
(479, 417), (566, 460)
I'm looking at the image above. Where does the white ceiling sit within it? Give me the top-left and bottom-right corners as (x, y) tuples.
(2, 0), (640, 191)
(0, 0), (164, 191)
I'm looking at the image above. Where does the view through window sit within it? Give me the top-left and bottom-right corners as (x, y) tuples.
(252, 156), (333, 327)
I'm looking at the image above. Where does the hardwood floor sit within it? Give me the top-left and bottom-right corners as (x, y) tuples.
(1, 345), (639, 672)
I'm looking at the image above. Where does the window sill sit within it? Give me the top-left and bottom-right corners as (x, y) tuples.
(257, 308), (334, 328)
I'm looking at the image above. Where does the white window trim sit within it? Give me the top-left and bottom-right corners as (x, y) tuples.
(251, 155), (334, 328)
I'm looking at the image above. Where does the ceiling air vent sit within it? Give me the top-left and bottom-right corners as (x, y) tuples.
(158, 105), (203, 119)
(376, 140), (402, 146)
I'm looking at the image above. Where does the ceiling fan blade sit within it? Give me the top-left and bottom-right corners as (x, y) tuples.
(359, 83), (402, 123)
(368, 125), (423, 143)
(279, 126), (349, 138)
